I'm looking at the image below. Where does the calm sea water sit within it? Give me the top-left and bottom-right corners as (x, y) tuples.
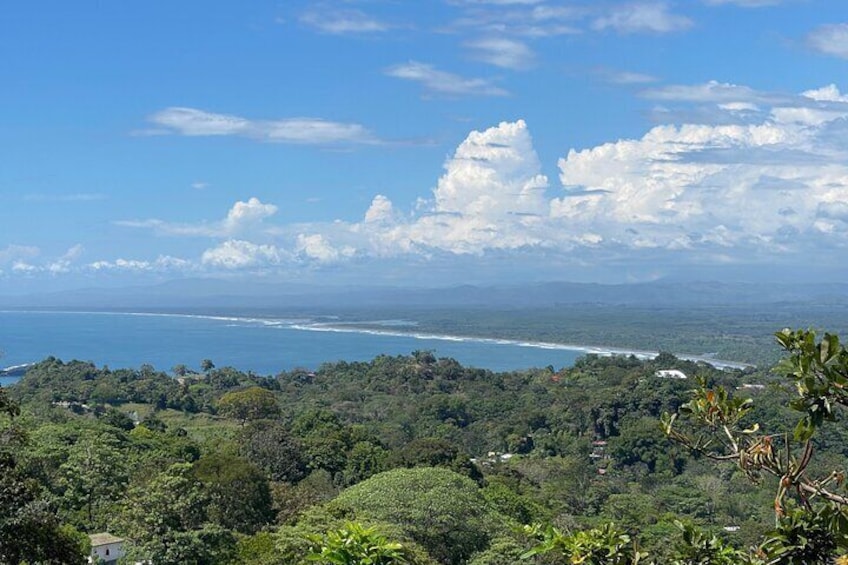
(0, 311), (587, 384)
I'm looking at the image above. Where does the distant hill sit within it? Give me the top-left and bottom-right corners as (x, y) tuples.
(1, 278), (847, 310)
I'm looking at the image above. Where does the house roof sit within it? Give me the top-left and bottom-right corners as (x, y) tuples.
(655, 369), (688, 379)
(89, 533), (124, 547)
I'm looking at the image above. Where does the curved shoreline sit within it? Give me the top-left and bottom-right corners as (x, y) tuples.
(0, 309), (754, 370)
(291, 322), (753, 370)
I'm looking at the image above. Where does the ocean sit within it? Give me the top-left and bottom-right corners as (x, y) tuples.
(0, 310), (594, 385)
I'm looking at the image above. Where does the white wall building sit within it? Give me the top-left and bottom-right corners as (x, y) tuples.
(655, 369), (688, 380)
(88, 533), (125, 565)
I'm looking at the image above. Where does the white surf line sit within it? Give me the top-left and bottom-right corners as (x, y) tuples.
(292, 322), (754, 369)
(1, 310), (754, 369)
(0, 309), (308, 326)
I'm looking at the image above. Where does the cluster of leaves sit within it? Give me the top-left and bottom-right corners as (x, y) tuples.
(662, 329), (848, 563)
(306, 522), (410, 564)
(522, 522), (648, 564)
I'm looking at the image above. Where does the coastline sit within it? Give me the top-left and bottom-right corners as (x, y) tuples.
(1, 309), (755, 371)
(292, 322), (753, 370)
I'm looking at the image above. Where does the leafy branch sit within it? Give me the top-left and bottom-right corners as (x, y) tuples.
(663, 329), (848, 516)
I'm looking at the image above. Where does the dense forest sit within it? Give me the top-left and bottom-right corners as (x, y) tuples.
(2, 329), (848, 563)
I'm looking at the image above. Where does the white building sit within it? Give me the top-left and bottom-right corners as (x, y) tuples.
(88, 533), (125, 565)
(655, 369), (688, 380)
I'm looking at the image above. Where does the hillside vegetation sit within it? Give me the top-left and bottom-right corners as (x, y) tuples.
(3, 331), (848, 563)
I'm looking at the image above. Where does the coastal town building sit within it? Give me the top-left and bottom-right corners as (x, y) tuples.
(654, 369), (688, 380)
(88, 533), (125, 565)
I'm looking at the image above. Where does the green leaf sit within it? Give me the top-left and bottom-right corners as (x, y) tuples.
(794, 418), (814, 442)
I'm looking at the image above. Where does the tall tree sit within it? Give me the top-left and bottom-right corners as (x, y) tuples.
(217, 386), (280, 426)
(238, 421), (308, 483)
(193, 453), (275, 534)
(0, 386), (89, 564)
(120, 462), (235, 564)
(329, 467), (504, 564)
(59, 431), (129, 530)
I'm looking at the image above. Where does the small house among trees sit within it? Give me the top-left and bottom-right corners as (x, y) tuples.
(655, 369), (688, 379)
(88, 533), (125, 564)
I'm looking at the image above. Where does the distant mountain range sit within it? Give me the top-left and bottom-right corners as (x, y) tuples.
(2, 278), (847, 310)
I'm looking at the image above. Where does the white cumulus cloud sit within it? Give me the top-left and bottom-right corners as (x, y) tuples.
(118, 197), (279, 238)
(432, 119), (548, 218)
(364, 195), (398, 224)
(223, 197), (279, 234)
(552, 86), (848, 253)
(201, 240), (286, 269)
(295, 234), (355, 263)
(364, 120), (550, 255)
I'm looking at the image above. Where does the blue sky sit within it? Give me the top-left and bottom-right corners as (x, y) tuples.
(3, 0), (848, 292)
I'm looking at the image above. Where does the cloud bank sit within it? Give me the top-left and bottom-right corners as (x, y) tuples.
(12, 81), (848, 282)
(294, 85), (848, 268)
